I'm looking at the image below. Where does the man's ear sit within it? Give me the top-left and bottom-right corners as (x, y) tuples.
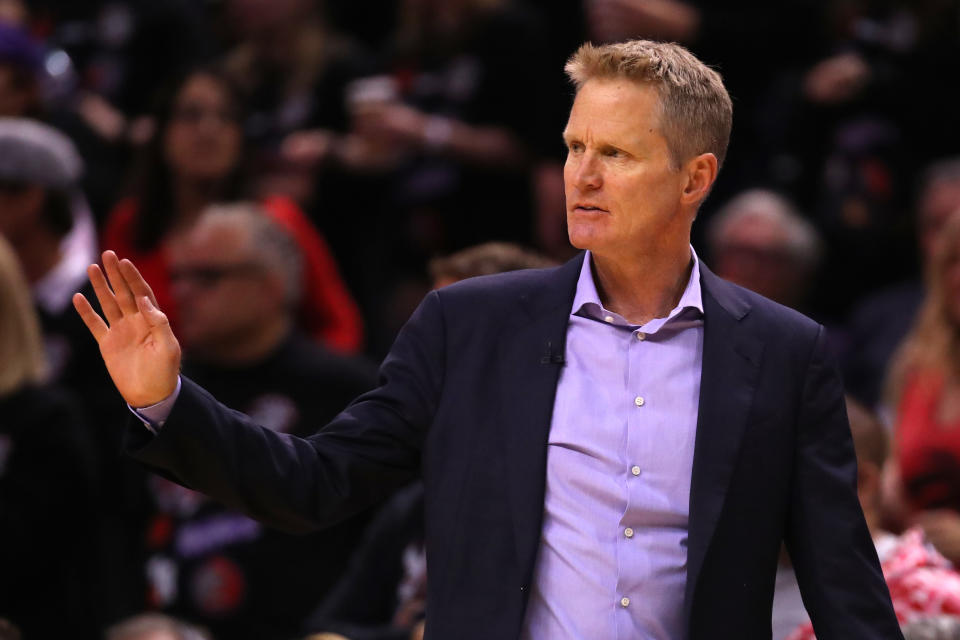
(680, 152), (719, 207)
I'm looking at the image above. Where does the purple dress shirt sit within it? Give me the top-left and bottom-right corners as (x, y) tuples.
(520, 249), (704, 640)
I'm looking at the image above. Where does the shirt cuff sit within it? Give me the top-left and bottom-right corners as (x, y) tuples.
(129, 376), (182, 434)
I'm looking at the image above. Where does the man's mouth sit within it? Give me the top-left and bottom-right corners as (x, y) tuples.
(573, 205), (608, 213)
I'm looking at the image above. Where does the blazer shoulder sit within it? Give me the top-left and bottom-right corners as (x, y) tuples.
(703, 267), (822, 347)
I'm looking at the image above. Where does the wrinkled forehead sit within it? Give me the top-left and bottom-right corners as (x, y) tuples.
(563, 78), (666, 141)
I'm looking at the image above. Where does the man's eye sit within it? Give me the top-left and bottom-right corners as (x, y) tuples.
(604, 148), (622, 157)
(567, 142), (584, 153)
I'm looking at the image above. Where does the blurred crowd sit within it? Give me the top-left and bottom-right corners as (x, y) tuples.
(1, 0), (960, 638)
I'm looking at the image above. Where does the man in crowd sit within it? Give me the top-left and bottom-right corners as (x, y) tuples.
(145, 203), (377, 639)
(76, 39), (901, 639)
(707, 188), (822, 311)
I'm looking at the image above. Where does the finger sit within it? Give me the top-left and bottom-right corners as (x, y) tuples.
(135, 295), (169, 330)
(88, 263), (122, 325)
(72, 292), (109, 342)
(119, 258), (159, 308)
(102, 250), (138, 315)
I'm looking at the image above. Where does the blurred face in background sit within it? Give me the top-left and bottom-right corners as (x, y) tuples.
(169, 220), (285, 354)
(164, 73), (242, 184)
(712, 214), (803, 306)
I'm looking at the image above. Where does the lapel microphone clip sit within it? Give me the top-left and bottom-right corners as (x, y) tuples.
(540, 341), (565, 366)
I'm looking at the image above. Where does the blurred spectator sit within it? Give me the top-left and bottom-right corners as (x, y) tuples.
(775, 397), (960, 640)
(304, 242), (554, 640)
(707, 189), (822, 311)
(0, 117), (107, 404)
(142, 203), (377, 640)
(0, 233), (99, 639)
(883, 210), (960, 564)
(844, 157), (960, 409)
(0, 117), (148, 623)
(106, 613), (211, 640)
(102, 66), (364, 352)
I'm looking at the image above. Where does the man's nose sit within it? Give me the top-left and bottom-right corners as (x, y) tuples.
(570, 152), (602, 190)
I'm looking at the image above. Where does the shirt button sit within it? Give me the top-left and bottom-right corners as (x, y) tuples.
(624, 527), (634, 538)
(620, 596), (630, 608)
(604, 315), (615, 323)
(636, 332), (646, 341)
(631, 465), (641, 476)
(634, 396), (645, 407)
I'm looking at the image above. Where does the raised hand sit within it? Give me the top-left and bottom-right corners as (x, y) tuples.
(73, 250), (181, 408)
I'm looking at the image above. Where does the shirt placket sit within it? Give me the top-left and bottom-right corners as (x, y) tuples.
(616, 323), (649, 637)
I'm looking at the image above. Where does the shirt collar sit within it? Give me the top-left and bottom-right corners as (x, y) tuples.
(571, 247), (703, 328)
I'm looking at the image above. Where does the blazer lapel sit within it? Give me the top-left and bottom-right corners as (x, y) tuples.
(683, 265), (764, 620)
(499, 253), (584, 588)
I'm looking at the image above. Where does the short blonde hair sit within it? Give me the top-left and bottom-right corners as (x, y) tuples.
(565, 40), (733, 169)
(0, 234), (47, 396)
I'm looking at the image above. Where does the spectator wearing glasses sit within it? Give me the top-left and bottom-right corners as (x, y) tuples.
(141, 202), (376, 640)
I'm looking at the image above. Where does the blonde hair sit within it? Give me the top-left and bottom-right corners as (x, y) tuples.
(0, 234), (47, 396)
(886, 211), (960, 405)
(565, 40), (733, 169)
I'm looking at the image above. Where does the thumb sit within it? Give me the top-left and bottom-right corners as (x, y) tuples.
(136, 295), (169, 329)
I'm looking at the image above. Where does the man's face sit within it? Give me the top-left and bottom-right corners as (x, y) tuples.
(169, 223), (282, 354)
(563, 79), (689, 260)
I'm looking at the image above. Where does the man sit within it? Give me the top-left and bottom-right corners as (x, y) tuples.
(145, 203), (377, 639)
(75, 40), (901, 639)
(707, 189), (821, 311)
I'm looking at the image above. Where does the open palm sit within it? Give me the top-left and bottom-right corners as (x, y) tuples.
(73, 250), (181, 408)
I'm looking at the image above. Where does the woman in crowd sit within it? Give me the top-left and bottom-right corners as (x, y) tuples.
(0, 235), (99, 638)
(102, 67), (364, 352)
(886, 211), (960, 562)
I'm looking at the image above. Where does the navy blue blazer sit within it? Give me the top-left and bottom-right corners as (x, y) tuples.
(127, 253), (902, 639)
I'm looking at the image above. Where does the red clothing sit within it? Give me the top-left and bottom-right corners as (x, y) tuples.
(897, 372), (960, 512)
(787, 528), (960, 640)
(102, 195), (364, 353)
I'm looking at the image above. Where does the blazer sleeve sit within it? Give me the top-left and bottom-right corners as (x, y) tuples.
(124, 290), (446, 533)
(785, 325), (903, 639)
